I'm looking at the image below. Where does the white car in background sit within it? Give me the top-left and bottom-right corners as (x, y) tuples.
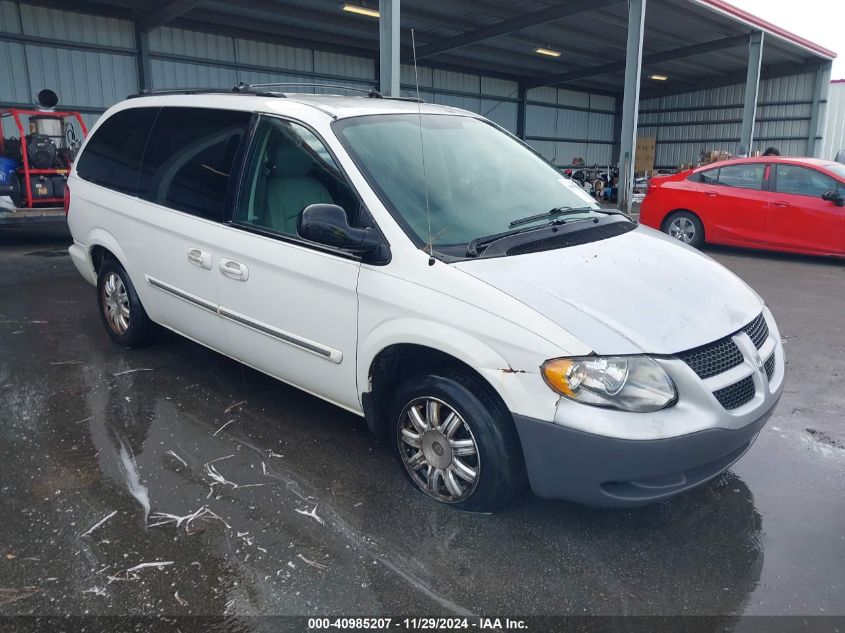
(66, 88), (784, 511)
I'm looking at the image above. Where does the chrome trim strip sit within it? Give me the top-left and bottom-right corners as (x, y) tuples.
(145, 275), (342, 364)
(146, 275), (217, 313)
(218, 306), (342, 364)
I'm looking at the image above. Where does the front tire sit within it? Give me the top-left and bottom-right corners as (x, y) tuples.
(390, 369), (526, 512)
(97, 258), (155, 347)
(663, 210), (704, 248)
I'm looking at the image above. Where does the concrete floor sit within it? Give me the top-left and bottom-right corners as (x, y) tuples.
(0, 224), (843, 624)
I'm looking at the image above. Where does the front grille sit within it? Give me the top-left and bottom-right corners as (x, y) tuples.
(505, 221), (635, 256)
(713, 375), (756, 410)
(679, 312), (769, 380)
(679, 338), (744, 380)
(764, 353), (775, 380)
(743, 312), (769, 349)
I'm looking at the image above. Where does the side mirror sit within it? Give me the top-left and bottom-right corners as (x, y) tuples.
(298, 204), (381, 254)
(821, 189), (845, 207)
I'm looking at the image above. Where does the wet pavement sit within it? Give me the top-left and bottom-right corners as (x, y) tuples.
(0, 226), (843, 624)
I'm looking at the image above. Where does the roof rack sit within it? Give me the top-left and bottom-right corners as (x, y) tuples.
(127, 87), (285, 99)
(233, 82), (383, 98)
(126, 84), (426, 104)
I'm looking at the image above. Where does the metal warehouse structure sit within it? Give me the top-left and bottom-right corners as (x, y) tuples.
(0, 0), (836, 211)
(820, 80), (845, 161)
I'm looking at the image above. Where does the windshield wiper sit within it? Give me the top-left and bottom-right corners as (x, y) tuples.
(508, 206), (597, 228)
(465, 222), (564, 257)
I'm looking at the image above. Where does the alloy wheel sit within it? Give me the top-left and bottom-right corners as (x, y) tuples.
(668, 217), (696, 243)
(397, 397), (480, 503)
(102, 271), (130, 335)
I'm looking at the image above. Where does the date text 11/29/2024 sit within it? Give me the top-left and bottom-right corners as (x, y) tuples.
(307, 617), (528, 630)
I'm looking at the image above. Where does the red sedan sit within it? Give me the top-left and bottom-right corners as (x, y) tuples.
(640, 157), (845, 257)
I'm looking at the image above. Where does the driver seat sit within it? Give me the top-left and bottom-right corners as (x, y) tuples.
(263, 141), (333, 235)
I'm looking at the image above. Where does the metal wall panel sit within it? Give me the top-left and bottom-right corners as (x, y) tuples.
(25, 45), (137, 107)
(432, 93), (481, 113)
(588, 112), (614, 142)
(149, 26), (235, 62)
(820, 82), (845, 161)
(639, 72), (823, 167)
(529, 139), (556, 162)
(525, 104), (556, 137)
(481, 76), (517, 99)
(481, 99), (517, 133)
(0, 40), (29, 103)
(526, 86), (556, 104)
(433, 69), (480, 93)
(556, 108), (589, 139)
(236, 39), (313, 74)
(0, 0), (20, 33)
(314, 50), (374, 80)
(401, 63), (433, 88)
(151, 59), (236, 90)
(19, 2), (133, 47)
(523, 88), (616, 165)
(557, 88), (589, 109)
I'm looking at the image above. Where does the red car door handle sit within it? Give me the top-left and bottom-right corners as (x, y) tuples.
(705, 191), (719, 197)
(772, 201), (791, 207)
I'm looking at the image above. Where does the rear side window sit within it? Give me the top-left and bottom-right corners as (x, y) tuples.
(689, 164), (764, 190)
(76, 108), (158, 194)
(138, 107), (250, 221)
(717, 164), (765, 190)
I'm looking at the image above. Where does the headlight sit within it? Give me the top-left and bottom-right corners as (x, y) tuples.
(541, 356), (677, 412)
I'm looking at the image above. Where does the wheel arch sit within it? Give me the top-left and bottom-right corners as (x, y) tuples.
(87, 229), (131, 275)
(360, 333), (518, 437)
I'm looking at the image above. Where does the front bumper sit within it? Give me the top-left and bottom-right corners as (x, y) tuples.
(513, 396), (777, 507)
(513, 307), (784, 507)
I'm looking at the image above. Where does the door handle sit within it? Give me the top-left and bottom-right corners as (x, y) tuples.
(219, 257), (249, 281)
(772, 201), (791, 208)
(705, 191), (719, 197)
(187, 248), (211, 270)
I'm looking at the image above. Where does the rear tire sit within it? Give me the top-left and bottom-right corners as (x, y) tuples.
(390, 368), (527, 512)
(663, 210), (704, 248)
(96, 258), (155, 347)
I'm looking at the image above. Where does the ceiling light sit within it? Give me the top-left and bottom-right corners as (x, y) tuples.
(535, 47), (562, 58)
(649, 74), (668, 81)
(342, 4), (380, 18)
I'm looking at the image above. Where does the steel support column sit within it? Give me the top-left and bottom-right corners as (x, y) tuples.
(135, 26), (152, 92)
(617, 0), (646, 214)
(740, 31), (764, 156)
(807, 61), (831, 157)
(516, 83), (527, 140)
(379, 0), (400, 97)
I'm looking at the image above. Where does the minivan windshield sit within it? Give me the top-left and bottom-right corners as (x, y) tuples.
(334, 114), (608, 251)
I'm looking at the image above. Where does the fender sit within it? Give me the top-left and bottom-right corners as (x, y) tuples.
(357, 317), (561, 422)
(84, 228), (153, 306)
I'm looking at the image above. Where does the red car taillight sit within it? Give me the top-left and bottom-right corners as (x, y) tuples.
(63, 183), (71, 216)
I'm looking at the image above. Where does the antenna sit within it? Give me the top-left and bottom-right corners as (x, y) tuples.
(411, 28), (435, 266)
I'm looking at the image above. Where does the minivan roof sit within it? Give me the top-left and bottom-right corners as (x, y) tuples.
(121, 92), (477, 121)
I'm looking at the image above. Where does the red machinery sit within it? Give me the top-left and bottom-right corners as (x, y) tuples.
(1, 90), (88, 222)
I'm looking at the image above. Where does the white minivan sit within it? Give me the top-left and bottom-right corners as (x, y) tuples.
(66, 88), (784, 511)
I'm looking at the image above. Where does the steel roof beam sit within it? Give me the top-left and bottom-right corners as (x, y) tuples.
(405, 0), (625, 62)
(141, 0), (206, 32)
(526, 33), (750, 88)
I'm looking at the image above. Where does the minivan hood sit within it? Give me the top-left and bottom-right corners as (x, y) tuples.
(453, 225), (763, 355)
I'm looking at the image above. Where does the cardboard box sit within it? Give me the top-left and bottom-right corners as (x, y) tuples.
(635, 137), (656, 173)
